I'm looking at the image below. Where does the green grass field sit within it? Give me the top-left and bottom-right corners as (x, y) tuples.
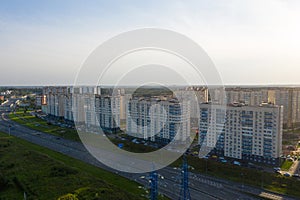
(9, 111), (159, 154)
(9, 111), (80, 141)
(0, 132), (149, 200)
(281, 160), (293, 171)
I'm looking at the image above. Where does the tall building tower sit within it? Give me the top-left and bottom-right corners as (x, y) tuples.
(41, 86), (68, 118)
(199, 102), (283, 165)
(268, 88), (300, 128)
(95, 95), (120, 133)
(126, 97), (190, 144)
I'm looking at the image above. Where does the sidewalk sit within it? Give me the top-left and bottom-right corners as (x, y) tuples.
(289, 160), (300, 174)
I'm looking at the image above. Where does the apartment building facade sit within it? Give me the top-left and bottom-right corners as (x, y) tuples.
(268, 88), (300, 128)
(225, 88), (269, 106)
(126, 97), (191, 144)
(220, 87), (300, 128)
(174, 87), (208, 119)
(41, 86), (69, 118)
(42, 86), (121, 132)
(94, 95), (120, 132)
(199, 102), (283, 165)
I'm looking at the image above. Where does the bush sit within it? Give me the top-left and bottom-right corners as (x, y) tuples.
(58, 193), (79, 200)
(0, 173), (8, 190)
(50, 166), (78, 177)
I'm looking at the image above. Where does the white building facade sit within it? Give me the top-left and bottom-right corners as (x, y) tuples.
(199, 103), (283, 165)
(95, 95), (120, 132)
(126, 97), (190, 144)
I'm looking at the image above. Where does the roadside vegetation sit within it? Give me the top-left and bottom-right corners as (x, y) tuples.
(9, 110), (80, 141)
(9, 110), (158, 153)
(0, 132), (148, 200)
(281, 160), (294, 171)
(172, 155), (300, 198)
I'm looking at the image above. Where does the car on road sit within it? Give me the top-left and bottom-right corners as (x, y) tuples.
(273, 167), (281, 173)
(283, 172), (291, 177)
(273, 167), (281, 171)
(233, 161), (241, 166)
(292, 174), (300, 178)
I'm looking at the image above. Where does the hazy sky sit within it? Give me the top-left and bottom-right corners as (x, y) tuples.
(1, 0), (300, 86)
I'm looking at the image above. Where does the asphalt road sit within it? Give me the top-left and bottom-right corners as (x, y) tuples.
(0, 100), (297, 200)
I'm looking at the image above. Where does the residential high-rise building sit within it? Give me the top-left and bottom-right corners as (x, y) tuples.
(64, 87), (73, 122)
(126, 97), (190, 144)
(225, 88), (269, 105)
(95, 95), (120, 133)
(71, 87), (85, 123)
(199, 102), (283, 165)
(41, 86), (68, 118)
(35, 95), (42, 107)
(268, 88), (300, 128)
(72, 87), (121, 132)
(42, 86), (121, 132)
(213, 87), (300, 129)
(174, 87), (208, 119)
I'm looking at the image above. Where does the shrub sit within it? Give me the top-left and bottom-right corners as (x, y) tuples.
(50, 166), (78, 177)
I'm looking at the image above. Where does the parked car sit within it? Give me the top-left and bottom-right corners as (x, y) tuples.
(203, 155), (209, 159)
(273, 167), (281, 171)
(292, 174), (300, 178)
(283, 172), (291, 177)
(233, 161), (241, 166)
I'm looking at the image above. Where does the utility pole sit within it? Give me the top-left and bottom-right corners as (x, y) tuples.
(149, 171), (158, 200)
(179, 154), (191, 200)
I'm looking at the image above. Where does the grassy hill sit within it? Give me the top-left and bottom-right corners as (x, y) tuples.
(0, 132), (148, 200)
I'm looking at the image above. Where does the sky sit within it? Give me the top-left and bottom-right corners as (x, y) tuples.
(1, 0), (300, 86)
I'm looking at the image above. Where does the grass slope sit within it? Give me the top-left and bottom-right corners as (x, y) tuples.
(9, 111), (80, 141)
(0, 132), (147, 200)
